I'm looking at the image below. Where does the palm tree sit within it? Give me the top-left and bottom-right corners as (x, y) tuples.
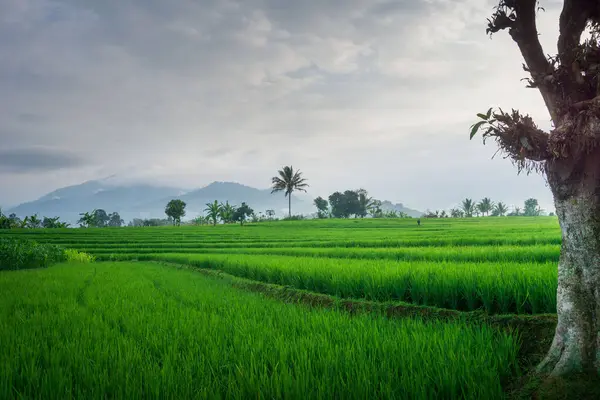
(357, 189), (376, 218)
(219, 201), (236, 223)
(477, 197), (494, 216)
(494, 202), (508, 216)
(270, 166), (309, 218)
(461, 198), (475, 217)
(77, 212), (95, 228)
(204, 201), (222, 226)
(450, 208), (464, 218)
(27, 214), (42, 228)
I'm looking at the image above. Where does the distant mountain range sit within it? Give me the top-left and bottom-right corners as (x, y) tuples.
(7, 178), (422, 224)
(379, 201), (423, 218)
(7, 179), (312, 224)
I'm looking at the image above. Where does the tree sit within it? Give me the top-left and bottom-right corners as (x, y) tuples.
(369, 200), (383, 218)
(477, 197), (494, 216)
(0, 208), (12, 229)
(461, 198), (475, 217)
(219, 201), (236, 224)
(93, 209), (110, 228)
(469, 1), (600, 376)
(450, 208), (464, 218)
(328, 190), (360, 218)
(523, 198), (541, 217)
(42, 216), (64, 228)
(232, 202), (254, 226)
(26, 214), (42, 229)
(265, 209), (275, 220)
(204, 201), (222, 226)
(271, 166), (309, 218)
(313, 197), (329, 219)
(328, 192), (345, 218)
(493, 202), (509, 216)
(108, 212), (124, 227)
(165, 200), (186, 226)
(78, 212), (95, 228)
(357, 189), (377, 218)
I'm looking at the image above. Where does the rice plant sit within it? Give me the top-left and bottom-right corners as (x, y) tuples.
(0, 261), (520, 400)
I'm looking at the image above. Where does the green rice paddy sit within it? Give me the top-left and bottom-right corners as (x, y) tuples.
(0, 217), (561, 398)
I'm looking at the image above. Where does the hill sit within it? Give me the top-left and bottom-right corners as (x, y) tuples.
(379, 200), (423, 218)
(7, 179), (311, 224)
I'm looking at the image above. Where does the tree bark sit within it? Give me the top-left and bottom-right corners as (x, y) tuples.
(289, 194), (292, 218)
(538, 150), (600, 376)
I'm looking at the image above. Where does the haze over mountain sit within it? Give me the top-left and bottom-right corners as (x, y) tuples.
(6, 177), (423, 224)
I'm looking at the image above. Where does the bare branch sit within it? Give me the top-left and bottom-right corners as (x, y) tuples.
(488, 1), (560, 123)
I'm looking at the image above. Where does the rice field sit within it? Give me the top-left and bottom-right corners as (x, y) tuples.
(0, 262), (521, 399)
(2, 217), (561, 315)
(0, 217), (561, 398)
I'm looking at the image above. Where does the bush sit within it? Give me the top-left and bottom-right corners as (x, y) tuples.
(281, 215), (306, 221)
(64, 249), (95, 263)
(0, 238), (67, 271)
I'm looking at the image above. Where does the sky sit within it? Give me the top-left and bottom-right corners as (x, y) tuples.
(1, 0), (566, 213)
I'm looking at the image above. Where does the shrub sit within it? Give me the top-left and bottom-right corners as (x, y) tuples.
(64, 249), (95, 263)
(0, 238), (67, 271)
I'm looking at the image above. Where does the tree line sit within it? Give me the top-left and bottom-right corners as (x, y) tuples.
(0, 166), (550, 229)
(0, 209), (70, 229)
(422, 198), (546, 218)
(312, 189), (410, 219)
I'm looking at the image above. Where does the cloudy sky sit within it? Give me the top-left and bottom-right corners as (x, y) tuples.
(1, 0), (565, 212)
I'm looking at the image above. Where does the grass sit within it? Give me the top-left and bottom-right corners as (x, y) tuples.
(4, 217), (595, 398)
(0, 261), (520, 399)
(97, 253), (557, 314)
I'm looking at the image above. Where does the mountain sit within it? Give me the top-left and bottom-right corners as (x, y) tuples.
(379, 201), (423, 218)
(7, 179), (311, 224)
(174, 181), (309, 217)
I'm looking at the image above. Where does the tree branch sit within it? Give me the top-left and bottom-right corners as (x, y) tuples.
(556, 1), (597, 100)
(488, 1), (560, 123)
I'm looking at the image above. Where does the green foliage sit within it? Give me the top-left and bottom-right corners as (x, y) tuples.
(461, 198), (475, 217)
(219, 201), (236, 224)
(78, 209), (116, 228)
(165, 199), (186, 226)
(4, 217), (562, 315)
(492, 202), (509, 217)
(523, 198), (541, 217)
(204, 200), (222, 226)
(469, 108), (496, 139)
(281, 214), (306, 221)
(108, 212), (124, 227)
(114, 253), (557, 314)
(0, 261), (520, 399)
(328, 190), (361, 218)
(0, 238), (66, 271)
(313, 196), (329, 218)
(64, 249), (95, 263)
(232, 202), (253, 225)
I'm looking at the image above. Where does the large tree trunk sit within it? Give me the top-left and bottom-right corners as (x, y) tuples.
(538, 150), (600, 376)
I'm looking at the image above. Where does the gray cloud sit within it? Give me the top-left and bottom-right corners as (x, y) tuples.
(0, 0), (563, 211)
(0, 147), (87, 173)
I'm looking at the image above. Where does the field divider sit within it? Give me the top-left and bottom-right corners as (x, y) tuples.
(119, 259), (557, 370)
